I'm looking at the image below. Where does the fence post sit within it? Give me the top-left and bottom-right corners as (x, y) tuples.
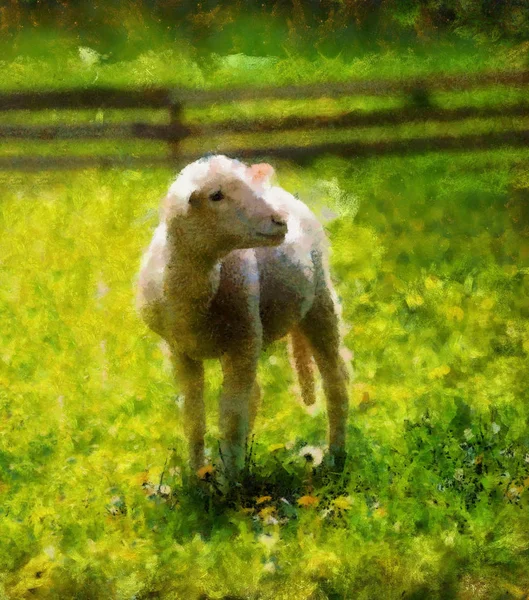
(168, 94), (183, 164)
(409, 85), (431, 109)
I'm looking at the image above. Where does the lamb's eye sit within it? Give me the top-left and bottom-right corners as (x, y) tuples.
(209, 190), (224, 202)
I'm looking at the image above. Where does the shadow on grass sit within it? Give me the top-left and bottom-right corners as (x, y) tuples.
(142, 424), (382, 542)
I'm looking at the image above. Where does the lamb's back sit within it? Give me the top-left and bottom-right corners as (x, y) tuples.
(255, 187), (327, 343)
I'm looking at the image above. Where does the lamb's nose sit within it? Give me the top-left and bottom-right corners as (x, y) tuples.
(271, 211), (288, 228)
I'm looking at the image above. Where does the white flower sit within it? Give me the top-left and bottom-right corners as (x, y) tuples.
(258, 533), (277, 552)
(159, 484), (171, 497)
(78, 46), (101, 67)
(96, 279), (109, 299)
(492, 422), (501, 434)
(298, 445), (324, 467)
(262, 560), (276, 574)
(509, 486), (521, 498)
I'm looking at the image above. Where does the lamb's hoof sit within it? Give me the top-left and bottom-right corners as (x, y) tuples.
(324, 446), (347, 473)
(196, 464), (216, 481)
(215, 470), (244, 504)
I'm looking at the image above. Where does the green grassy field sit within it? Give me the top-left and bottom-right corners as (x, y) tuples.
(1, 31), (529, 599)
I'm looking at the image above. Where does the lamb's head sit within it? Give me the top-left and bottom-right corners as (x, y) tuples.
(163, 154), (288, 255)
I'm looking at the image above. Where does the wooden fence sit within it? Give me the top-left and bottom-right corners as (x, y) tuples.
(1, 69), (529, 171)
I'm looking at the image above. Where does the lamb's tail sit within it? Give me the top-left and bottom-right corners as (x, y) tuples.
(288, 326), (316, 406)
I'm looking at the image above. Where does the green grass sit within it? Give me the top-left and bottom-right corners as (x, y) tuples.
(1, 32), (529, 599)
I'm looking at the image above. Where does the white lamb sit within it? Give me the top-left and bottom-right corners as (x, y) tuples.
(137, 155), (350, 476)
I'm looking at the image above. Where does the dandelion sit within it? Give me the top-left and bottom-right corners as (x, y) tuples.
(197, 465), (215, 479)
(262, 560), (277, 574)
(406, 293), (424, 309)
(258, 533), (277, 552)
(297, 495), (319, 507)
(298, 445), (324, 467)
(446, 306), (464, 321)
(258, 506), (276, 520)
(258, 506), (278, 525)
(428, 365), (451, 379)
(333, 496), (353, 511)
(96, 279), (109, 300)
(256, 496), (272, 505)
(425, 275), (440, 290)
(78, 46), (101, 67)
(158, 484), (171, 497)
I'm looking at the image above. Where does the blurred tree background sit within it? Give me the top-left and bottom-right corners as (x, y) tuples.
(2, 0), (529, 61)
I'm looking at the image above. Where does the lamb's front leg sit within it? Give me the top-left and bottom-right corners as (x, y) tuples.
(171, 351), (205, 472)
(219, 343), (259, 477)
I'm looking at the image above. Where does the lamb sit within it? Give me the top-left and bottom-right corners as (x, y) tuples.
(137, 154), (350, 476)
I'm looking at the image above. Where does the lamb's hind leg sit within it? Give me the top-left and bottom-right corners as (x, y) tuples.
(289, 326), (316, 406)
(298, 287), (350, 463)
(249, 381), (261, 433)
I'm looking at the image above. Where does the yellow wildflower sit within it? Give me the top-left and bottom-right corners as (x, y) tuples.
(406, 294), (424, 309)
(197, 465), (215, 479)
(333, 496), (353, 511)
(258, 506), (276, 520)
(256, 496), (272, 505)
(446, 306), (464, 321)
(428, 365), (451, 379)
(297, 495), (319, 507)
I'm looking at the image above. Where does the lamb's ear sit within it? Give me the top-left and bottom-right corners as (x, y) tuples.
(248, 163), (275, 186)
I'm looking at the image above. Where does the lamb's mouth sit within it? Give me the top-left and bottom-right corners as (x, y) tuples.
(256, 232), (286, 243)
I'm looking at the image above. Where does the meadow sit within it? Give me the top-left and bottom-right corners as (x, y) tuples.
(1, 27), (529, 599)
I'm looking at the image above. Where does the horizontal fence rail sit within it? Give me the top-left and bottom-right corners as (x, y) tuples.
(3, 130), (529, 172)
(192, 103), (529, 135)
(2, 69), (528, 110)
(1, 69), (529, 171)
(0, 123), (190, 141)
(0, 88), (173, 111)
